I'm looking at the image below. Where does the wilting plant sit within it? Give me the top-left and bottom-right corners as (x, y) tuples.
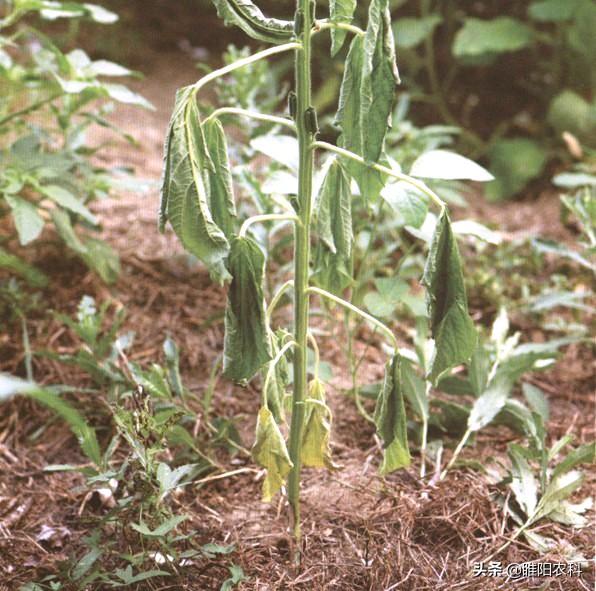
(158, 0), (492, 557)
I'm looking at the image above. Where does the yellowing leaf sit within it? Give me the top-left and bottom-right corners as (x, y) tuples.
(252, 407), (293, 502)
(374, 355), (411, 475)
(301, 379), (336, 469)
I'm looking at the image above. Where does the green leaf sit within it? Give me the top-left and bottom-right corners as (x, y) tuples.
(264, 330), (291, 423)
(486, 138), (547, 201)
(252, 406), (293, 501)
(422, 210), (476, 383)
(508, 444), (538, 517)
(535, 470), (585, 522)
(393, 15), (441, 49)
(220, 564), (246, 591)
(5, 196), (44, 245)
(223, 237), (272, 382)
(522, 383), (550, 422)
(380, 181), (428, 228)
(211, 0), (294, 44)
(301, 379), (335, 469)
(453, 17), (534, 57)
(363, 277), (408, 318)
(50, 208), (87, 254)
(335, 1), (398, 199)
(130, 515), (187, 538)
(467, 376), (511, 432)
(202, 118), (237, 239)
(312, 244), (353, 296)
(409, 150), (494, 182)
(81, 238), (120, 284)
(159, 86), (230, 283)
(374, 355), (411, 474)
(72, 547), (102, 581)
(0, 247), (48, 287)
(361, 0), (399, 164)
(547, 90), (596, 144)
(551, 442), (595, 481)
(315, 158), (353, 257)
(40, 185), (98, 225)
(0, 375), (101, 466)
(329, 0), (357, 56)
(250, 134), (299, 172)
(529, 0), (585, 22)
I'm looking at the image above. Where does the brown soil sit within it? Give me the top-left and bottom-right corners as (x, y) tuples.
(1, 18), (595, 591)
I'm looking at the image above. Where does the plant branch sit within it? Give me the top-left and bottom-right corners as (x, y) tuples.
(312, 141), (445, 210)
(204, 107), (296, 131)
(440, 427), (471, 480)
(307, 286), (398, 350)
(0, 93), (62, 128)
(267, 280), (294, 322)
(314, 19), (365, 37)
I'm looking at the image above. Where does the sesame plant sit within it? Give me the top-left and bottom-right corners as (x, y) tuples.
(158, 0), (493, 558)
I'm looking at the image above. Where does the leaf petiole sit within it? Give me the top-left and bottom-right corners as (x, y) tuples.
(312, 141), (446, 211)
(239, 213), (299, 238)
(203, 107), (295, 131)
(314, 19), (365, 37)
(307, 286), (398, 350)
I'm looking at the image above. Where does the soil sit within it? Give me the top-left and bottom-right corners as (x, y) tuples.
(1, 8), (595, 591)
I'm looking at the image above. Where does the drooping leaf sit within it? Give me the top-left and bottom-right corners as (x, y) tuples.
(252, 406), (293, 501)
(373, 355), (411, 474)
(263, 330), (291, 423)
(211, 0), (294, 45)
(401, 359), (428, 422)
(329, 0), (357, 56)
(5, 195), (44, 245)
(301, 379), (335, 469)
(159, 86), (230, 283)
(223, 237), (272, 382)
(315, 158), (353, 256)
(202, 118), (237, 239)
(452, 17), (534, 57)
(409, 150), (494, 182)
(422, 210), (477, 383)
(334, 7), (396, 200)
(312, 245), (353, 295)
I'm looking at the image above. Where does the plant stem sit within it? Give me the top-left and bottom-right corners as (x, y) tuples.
(312, 141), (445, 210)
(440, 427), (471, 480)
(287, 0), (314, 560)
(203, 107), (295, 130)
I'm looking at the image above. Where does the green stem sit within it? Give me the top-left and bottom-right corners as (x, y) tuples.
(307, 286), (398, 350)
(239, 213), (298, 238)
(287, 0), (315, 560)
(0, 93), (62, 128)
(203, 107), (295, 131)
(312, 141), (446, 210)
(440, 427), (471, 480)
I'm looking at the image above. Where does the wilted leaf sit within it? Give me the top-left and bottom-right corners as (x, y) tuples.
(159, 86), (230, 283)
(223, 237), (272, 382)
(202, 118), (237, 239)
(329, 0), (357, 56)
(252, 407), (293, 501)
(301, 379), (335, 469)
(374, 355), (411, 474)
(422, 210), (476, 383)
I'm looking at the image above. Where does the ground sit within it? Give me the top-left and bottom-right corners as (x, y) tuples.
(0, 31), (594, 591)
